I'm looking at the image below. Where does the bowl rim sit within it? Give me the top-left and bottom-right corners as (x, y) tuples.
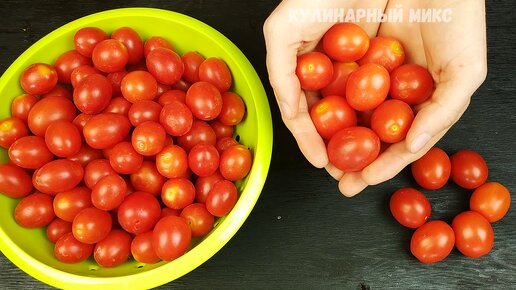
(0, 7), (273, 289)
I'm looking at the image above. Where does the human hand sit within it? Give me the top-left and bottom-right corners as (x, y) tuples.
(328, 0), (488, 196)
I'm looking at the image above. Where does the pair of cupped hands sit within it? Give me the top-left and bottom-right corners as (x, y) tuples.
(263, 0), (487, 197)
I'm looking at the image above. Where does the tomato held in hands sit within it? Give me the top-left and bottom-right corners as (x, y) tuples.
(162, 178), (196, 210)
(198, 57), (232, 93)
(92, 39), (129, 73)
(28, 96), (77, 136)
(121, 70), (158, 103)
(0, 117), (29, 149)
(295, 52), (334, 91)
(206, 180), (238, 217)
(470, 182), (511, 223)
(450, 150), (488, 189)
(219, 145), (252, 181)
(152, 216), (191, 261)
(390, 64), (434, 105)
(131, 231), (161, 264)
(53, 187), (93, 222)
(83, 113), (131, 149)
(390, 188), (431, 228)
(322, 23), (369, 62)
(118, 192), (161, 235)
(72, 207), (112, 244)
(310, 95), (357, 140)
(411, 147), (451, 190)
(33, 159), (84, 195)
(0, 164), (33, 198)
(20, 63), (58, 95)
(320, 61), (358, 97)
(54, 232), (94, 263)
(452, 211), (494, 258)
(346, 63), (390, 112)
(74, 27), (109, 58)
(370, 99), (414, 143)
(73, 74), (113, 114)
(14, 192), (55, 228)
(181, 203), (214, 237)
(146, 47), (184, 85)
(327, 127), (381, 172)
(45, 120), (82, 157)
(358, 36), (405, 72)
(410, 220), (455, 263)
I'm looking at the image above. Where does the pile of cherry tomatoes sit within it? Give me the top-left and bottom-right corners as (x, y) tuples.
(0, 26), (252, 267)
(295, 23), (433, 172)
(391, 148), (510, 263)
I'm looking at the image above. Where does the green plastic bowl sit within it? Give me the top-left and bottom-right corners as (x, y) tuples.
(0, 7), (272, 289)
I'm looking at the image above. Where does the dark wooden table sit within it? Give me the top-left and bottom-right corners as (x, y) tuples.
(1, 1), (515, 289)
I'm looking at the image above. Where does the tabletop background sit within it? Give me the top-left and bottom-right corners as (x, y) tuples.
(1, 1), (515, 289)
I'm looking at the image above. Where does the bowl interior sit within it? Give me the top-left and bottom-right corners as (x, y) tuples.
(0, 8), (272, 289)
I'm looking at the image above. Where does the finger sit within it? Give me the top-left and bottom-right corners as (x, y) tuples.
(325, 163), (343, 180)
(338, 172), (368, 197)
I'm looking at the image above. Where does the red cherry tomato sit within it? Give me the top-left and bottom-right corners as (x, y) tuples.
(83, 113), (131, 149)
(218, 92), (245, 126)
(358, 36), (405, 72)
(210, 119), (235, 139)
(161, 207), (181, 218)
(128, 100), (162, 126)
(198, 57), (232, 93)
(159, 100), (193, 136)
(45, 120), (82, 157)
(91, 174), (127, 211)
(323, 23), (370, 62)
(67, 144), (102, 167)
(310, 95), (357, 140)
(370, 99), (414, 143)
(411, 147), (451, 190)
(220, 145), (252, 181)
(46, 218), (73, 243)
(132, 121), (166, 156)
(53, 186), (93, 222)
(112, 27), (144, 65)
(92, 39), (129, 73)
(182, 51), (205, 83)
(216, 137), (239, 154)
(106, 70), (128, 96)
(159, 90), (186, 105)
(20, 63), (58, 95)
(181, 203), (214, 237)
(74, 27), (109, 57)
(0, 117), (29, 149)
(121, 70), (158, 103)
(8, 136), (53, 169)
(103, 97), (132, 116)
(118, 192), (161, 235)
(195, 171), (224, 203)
(73, 74), (113, 114)
(452, 211), (494, 258)
(84, 159), (116, 189)
(146, 47), (184, 85)
(188, 144), (220, 177)
(72, 113), (94, 132)
(206, 180), (238, 217)
(450, 150), (488, 189)
(295, 52), (334, 91)
(327, 127), (381, 172)
(27, 96), (77, 136)
(130, 161), (166, 196)
(72, 207), (112, 244)
(321, 62), (358, 97)
(33, 159), (84, 195)
(172, 79), (191, 92)
(177, 120), (217, 152)
(42, 85), (72, 100)
(186, 81), (223, 121)
(156, 145), (188, 178)
(11, 94), (38, 122)
(94, 229), (132, 268)
(144, 36), (174, 57)
(390, 64), (434, 105)
(131, 231), (161, 264)
(54, 232), (94, 263)
(152, 216), (191, 261)
(410, 220), (455, 263)
(390, 188), (431, 228)
(346, 63), (390, 111)
(162, 178), (196, 210)
(54, 50), (92, 84)
(14, 192), (55, 228)
(470, 182), (511, 223)
(109, 141), (143, 174)
(0, 164), (33, 198)
(70, 65), (101, 88)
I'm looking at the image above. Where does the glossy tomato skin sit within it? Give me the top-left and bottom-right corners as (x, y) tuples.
(310, 95), (357, 140)
(410, 220), (455, 263)
(450, 150), (488, 189)
(11, 94), (38, 122)
(390, 188), (431, 228)
(72, 207), (112, 244)
(54, 232), (94, 263)
(42, 85), (72, 100)
(321, 62), (358, 97)
(108, 141), (144, 174)
(195, 171), (224, 203)
(112, 27), (144, 65)
(92, 39), (129, 73)
(146, 47), (184, 85)
(84, 159), (116, 189)
(188, 144), (220, 177)
(94, 230), (132, 268)
(46, 218), (73, 243)
(411, 147), (451, 190)
(20, 63), (58, 95)
(144, 36), (174, 57)
(452, 211), (494, 258)
(186, 81), (223, 121)
(182, 51), (205, 83)
(390, 64), (434, 105)
(106, 70), (128, 96)
(118, 192), (161, 235)
(83, 113), (131, 149)
(74, 27), (109, 57)
(91, 174), (127, 211)
(470, 182), (511, 223)
(220, 145), (252, 181)
(14, 192), (55, 228)
(218, 92), (245, 126)
(156, 145), (188, 178)
(67, 144), (103, 167)
(121, 70), (158, 103)
(128, 100), (162, 126)
(0, 117), (28, 149)
(323, 23), (369, 62)
(54, 50), (92, 84)
(45, 120), (82, 157)
(358, 36), (405, 72)
(0, 164), (33, 198)
(160, 100), (193, 136)
(181, 203), (214, 237)
(53, 186), (93, 222)
(70, 65), (101, 88)
(210, 119), (234, 140)
(33, 159), (84, 195)
(131, 231), (161, 264)
(159, 90), (186, 105)
(28, 96), (77, 136)
(162, 178), (196, 210)
(103, 97), (132, 116)
(152, 216), (192, 261)
(177, 120), (216, 152)
(132, 121), (167, 156)
(327, 127), (381, 172)
(206, 180), (238, 217)
(216, 137), (239, 154)
(73, 74), (113, 114)
(370, 99), (414, 143)
(296, 52), (334, 91)
(199, 57), (232, 93)
(130, 161), (166, 196)
(8, 136), (54, 169)
(346, 63), (390, 111)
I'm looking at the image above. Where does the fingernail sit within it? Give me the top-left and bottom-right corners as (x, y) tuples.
(410, 133), (431, 153)
(279, 101), (293, 119)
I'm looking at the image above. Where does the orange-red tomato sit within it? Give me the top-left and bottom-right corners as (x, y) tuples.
(323, 23), (369, 62)
(470, 182), (511, 222)
(358, 36), (405, 72)
(411, 147), (451, 190)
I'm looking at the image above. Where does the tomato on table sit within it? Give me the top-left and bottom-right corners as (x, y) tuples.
(358, 36), (405, 72)
(390, 188), (431, 228)
(310, 95), (357, 140)
(390, 64), (434, 105)
(450, 150), (488, 189)
(470, 182), (511, 222)
(410, 220), (455, 263)
(452, 211), (494, 258)
(322, 23), (369, 62)
(346, 63), (390, 111)
(295, 52), (334, 91)
(370, 99), (414, 143)
(411, 147), (451, 190)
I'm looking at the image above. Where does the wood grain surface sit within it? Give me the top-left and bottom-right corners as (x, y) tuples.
(0, 0), (515, 289)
